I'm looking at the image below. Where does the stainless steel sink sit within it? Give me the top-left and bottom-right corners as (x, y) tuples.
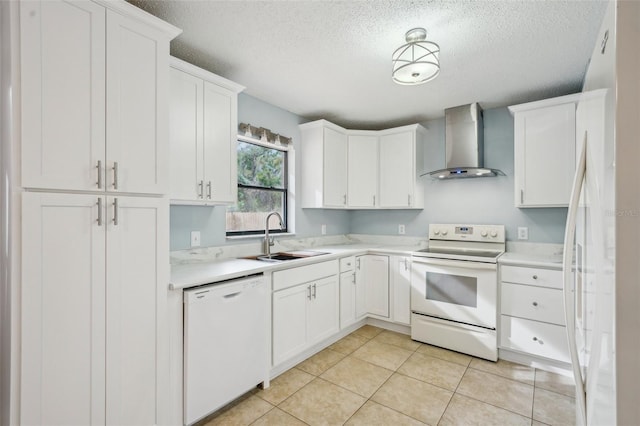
(248, 250), (329, 263)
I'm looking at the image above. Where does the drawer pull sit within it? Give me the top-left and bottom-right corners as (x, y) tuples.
(532, 275), (538, 280)
(532, 301), (538, 307)
(533, 336), (544, 344)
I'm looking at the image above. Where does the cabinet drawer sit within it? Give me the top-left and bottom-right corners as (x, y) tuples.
(340, 256), (356, 272)
(273, 260), (338, 291)
(501, 283), (565, 325)
(501, 265), (562, 289)
(500, 315), (569, 362)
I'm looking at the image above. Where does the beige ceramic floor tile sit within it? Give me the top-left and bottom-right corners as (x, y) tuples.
(296, 348), (346, 376)
(251, 407), (307, 426)
(345, 400), (425, 426)
(415, 344), (472, 367)
(371, 373), (452, 425)
(329, 333), (369, 355)
(469, 358), (536, 385)
(352, 339), (413, 371)
(533, 387), (576, 425)
(320, 356), (393, 397)
(535, 369), (576, 398)
(456, 368), (534, 417)
(398, 352), (467, 391)
(204, 395), (274, 426)
(257, 367), (315, 405)
(439, 393), (531, 426)
(352, 324), (384, 339)
(279, 377), (366, 425)
(532, 421), (551, 426)
(372, 330), (421, 351)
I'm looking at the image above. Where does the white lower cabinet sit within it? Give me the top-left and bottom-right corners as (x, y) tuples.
(391, 256), (411, 325)
(272, 261), (339, 366)
(499, 264), (569, 363)
(356, 255), (389, 318)
(339, 271), (357, 328)
(21, 192), (169, 425)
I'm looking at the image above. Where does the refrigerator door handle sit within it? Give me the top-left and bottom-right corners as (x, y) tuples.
(562, 130), (588, 426)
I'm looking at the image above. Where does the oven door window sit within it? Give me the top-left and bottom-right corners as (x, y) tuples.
(425, 272), (477, 308)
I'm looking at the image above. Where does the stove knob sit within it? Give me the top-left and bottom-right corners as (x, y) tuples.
(481, 230), (488, 237)
(490, 230), (498, 238)
(433, 229), (440, 236)
(441, 229), (448, 236)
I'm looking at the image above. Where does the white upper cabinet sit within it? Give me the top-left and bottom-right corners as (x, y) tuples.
(379, 126), (426, 208)
(169, 57), (244, 205)
(509, 93), (581, 208)
(300, 120), (426, 209)
(21, 0), (179, 195)
(348, 134), (379, 208)
(299, 120), (348, 208)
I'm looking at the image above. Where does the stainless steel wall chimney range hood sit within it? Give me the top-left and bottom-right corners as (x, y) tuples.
(425, 103), (505, 179)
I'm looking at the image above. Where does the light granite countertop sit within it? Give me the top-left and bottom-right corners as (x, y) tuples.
(499, 241), (564, 269)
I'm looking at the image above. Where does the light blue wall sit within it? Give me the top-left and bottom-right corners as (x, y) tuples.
(170, 93), (350, 250)
(348, 107), (567, 243)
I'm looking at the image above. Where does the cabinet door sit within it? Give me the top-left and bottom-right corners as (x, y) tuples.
(339, 272), (356, 328)
(272, 285), (309, 365)
(515, 103), (576, 207)
(21, 0), (106, 191)
(203, 81), (237, 203)
(105, 196), (169, 425)
(21, 193), (106, 425)
(392, 256), (411, 325)
(169, 68), (204, 201)
(379, 131), (414, 208)
(348, 135), (378, 207)
(363, 255), (390, 317)
(354, 257), (367, 318)
(106, 11), (169, 195)
(308, 276), (340, 345)
(323, 128), (348, 207)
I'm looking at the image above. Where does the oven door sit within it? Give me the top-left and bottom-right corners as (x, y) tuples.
(411, 257), (497, 329)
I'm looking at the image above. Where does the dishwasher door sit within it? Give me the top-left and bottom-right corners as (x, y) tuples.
(183, 275), (267, 425)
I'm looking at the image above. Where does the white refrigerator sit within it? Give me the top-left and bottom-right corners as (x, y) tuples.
(563, 1), (640, 425)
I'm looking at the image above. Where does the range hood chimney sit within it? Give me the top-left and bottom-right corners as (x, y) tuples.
(426, 103), (504, 179)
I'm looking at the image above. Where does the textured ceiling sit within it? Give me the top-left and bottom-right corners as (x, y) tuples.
(128, 0), (607, 130)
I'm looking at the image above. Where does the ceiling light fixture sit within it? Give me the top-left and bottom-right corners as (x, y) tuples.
(392, 27), (440, 85)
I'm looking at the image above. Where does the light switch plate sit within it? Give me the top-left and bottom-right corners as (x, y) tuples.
(517, 227), (528, 240)
(398, 224), (406, 235)
(321, 224), (327, 235)
(190, 231), (201, 247)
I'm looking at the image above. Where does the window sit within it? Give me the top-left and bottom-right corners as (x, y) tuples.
(226, 139), (288, 235)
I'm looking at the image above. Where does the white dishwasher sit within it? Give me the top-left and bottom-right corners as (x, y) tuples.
(183, 274), (268, 425)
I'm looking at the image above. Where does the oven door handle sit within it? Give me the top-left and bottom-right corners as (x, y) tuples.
(411, 257), (497, 270)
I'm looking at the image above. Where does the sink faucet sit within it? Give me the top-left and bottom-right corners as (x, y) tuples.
(264, 212), (285, 257)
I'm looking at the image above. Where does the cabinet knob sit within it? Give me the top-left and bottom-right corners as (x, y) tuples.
(532, 301), (538, 307)
(532, 275), (538, 280)
(532, 337), (543, 344)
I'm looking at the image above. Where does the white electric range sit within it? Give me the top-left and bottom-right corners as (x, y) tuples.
(411, 224), (505, 361)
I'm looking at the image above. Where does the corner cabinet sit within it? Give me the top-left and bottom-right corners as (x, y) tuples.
(300, 120), (426, 209)
(169, 57), (245, 205)
(355, 255), (390, 318)
(509, 93), (581, 208)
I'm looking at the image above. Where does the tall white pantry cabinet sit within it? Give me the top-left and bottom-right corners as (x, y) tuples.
(17, 1), (180, 425)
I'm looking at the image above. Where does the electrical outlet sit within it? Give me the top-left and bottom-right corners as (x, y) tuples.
(190, 231), (201, 247)
(517, 227), (529, 240)
(398, 224), (406, 235)
(321, 224), (327, 235)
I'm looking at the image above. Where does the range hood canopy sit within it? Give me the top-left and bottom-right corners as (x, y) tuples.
(425, 103), (505, 179)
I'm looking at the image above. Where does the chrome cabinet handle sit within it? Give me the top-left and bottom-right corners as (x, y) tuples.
(112, 162), (119, 190)
(307, 285), (312, 300)
(404, 258), (409, 271)
(96, 161), (102, 189)
(373, 195), (376, 206)
(356, 258), (361, 270)
(207, 181), (212, 199)
(533, 336), (543, 344)
(312, 283), (317, 299)
(112, 198), (119, 225)
(96, 198), (103, 226)
(352, 273), (356, 284)
(198, 180), (204, 198)
(408, 194), (411, 206)
(532, 301), (538, 307)
(343, 194), (346, 205)
(520, 189), (524, 204)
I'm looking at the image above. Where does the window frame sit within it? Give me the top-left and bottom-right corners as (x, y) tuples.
(226, 136), (289, 237)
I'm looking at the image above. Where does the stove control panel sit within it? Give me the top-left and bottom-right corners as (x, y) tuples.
(429, 224), (505, 243)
